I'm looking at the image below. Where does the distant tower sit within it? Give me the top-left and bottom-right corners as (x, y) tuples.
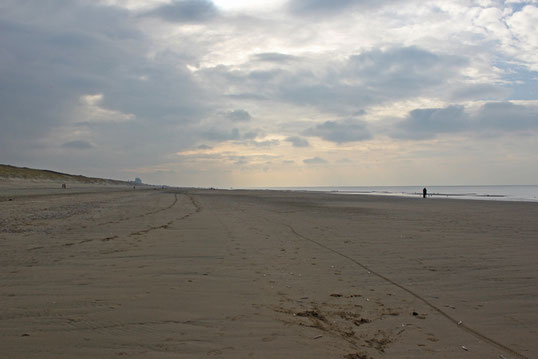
(135, 177), (142, 184)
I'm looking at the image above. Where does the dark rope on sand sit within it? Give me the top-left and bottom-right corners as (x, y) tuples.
(284, 224), (529, 359)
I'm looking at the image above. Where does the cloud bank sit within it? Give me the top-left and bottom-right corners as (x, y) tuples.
(1, 0), (537, 186)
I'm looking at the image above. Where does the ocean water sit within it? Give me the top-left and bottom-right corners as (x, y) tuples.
(254, 185), (538, 202)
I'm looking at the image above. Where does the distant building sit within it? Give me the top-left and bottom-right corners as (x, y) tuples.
(134, 177), (142, 184)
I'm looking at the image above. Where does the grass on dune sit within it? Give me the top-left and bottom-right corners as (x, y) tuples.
(0, 164), (127, 185)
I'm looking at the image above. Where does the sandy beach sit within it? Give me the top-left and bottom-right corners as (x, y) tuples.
(1, 184), (537, 358)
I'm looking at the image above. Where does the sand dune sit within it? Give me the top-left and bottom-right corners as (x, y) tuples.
(1, 185), (536, 358)
(0, 164), (149, 199)
(0, 164), (129, 185)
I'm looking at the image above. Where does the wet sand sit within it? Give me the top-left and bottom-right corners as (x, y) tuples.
(1, 185), (537, 358)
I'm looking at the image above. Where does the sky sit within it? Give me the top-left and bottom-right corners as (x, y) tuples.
(1, 0), (537, 187)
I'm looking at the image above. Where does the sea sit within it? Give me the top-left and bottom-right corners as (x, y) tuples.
(250, 185), (538, 202)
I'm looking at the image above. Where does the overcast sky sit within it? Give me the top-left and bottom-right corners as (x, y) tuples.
(1, 0), (537, 186)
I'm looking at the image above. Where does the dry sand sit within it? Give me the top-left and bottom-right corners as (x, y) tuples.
(1, 183), (537, 358)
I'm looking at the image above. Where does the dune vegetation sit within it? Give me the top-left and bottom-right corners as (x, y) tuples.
(0, 164), (127, 185)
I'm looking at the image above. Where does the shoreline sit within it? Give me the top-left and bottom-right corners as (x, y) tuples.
(2, 177), (538, 203)
(239, 185), (538, 203)
(2, 180), (538, 206)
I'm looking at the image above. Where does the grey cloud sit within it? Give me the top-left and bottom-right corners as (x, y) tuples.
(285, 136), (310, 147)
(248, 139), (280, 147)
(62, 140), (93, 149)
(289, 0), (355, 14)
(304, 119), (371, 143)
(202, 128), (240, 141)
(390, 102), (538, 140)
(252, 53), (297, 63)
(450, 84), (510, 101)
(278, 82), (371, 114)
(143, 0), (218, 23)
(226, 93), (268, 101)
(199, 128), (264, 142)
(242, 130), (259, 140)
(197, 144), (213, 150)
(392, 105), (468, 140)
(286, 47), (464, 112)
(225, 109), (252, 122)
(1, 3), (134, 155)
(476, 102), (538, 131)
(247, 69), (284, 83)
(303, 156), (327, 164)
(201, 46), (468, 116)
(213, 153), (278, 167)
(343, 47), (467, 96)
(0, 0), (213, 171)
(288, 0), (402, 16)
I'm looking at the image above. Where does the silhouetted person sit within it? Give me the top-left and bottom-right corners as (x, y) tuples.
(423, 187), (427, 198)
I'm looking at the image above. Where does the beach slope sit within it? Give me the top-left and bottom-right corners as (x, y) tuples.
(1, 187), (536, 358)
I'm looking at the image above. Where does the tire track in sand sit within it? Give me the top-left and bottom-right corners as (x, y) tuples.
(96, 191), (180, 226)
(27, 192), (201, 251)
(284, 223), (529, 359)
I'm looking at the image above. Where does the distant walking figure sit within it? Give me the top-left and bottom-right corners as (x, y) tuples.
(422, 187), (427, 198)
(61, 183), (67, 189)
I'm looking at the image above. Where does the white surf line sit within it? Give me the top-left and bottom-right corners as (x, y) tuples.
(284, 223), (529, 359)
